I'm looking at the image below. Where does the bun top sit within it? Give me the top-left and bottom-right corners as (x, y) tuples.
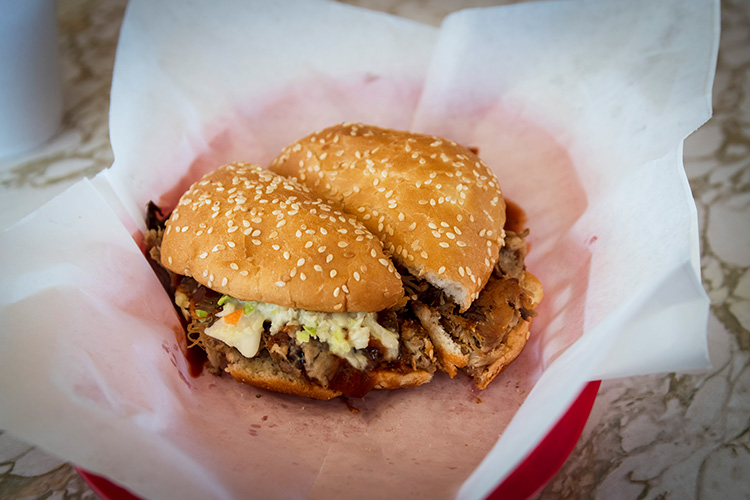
(160, 162), (404, 313)
(270, 123), (506, 311)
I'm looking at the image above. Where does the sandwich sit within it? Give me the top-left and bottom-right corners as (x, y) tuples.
(150, 162), (434, 399)
(148, 124), (542, 400)
(270, 123), (542, 389)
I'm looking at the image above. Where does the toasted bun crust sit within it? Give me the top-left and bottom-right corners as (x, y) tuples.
(372, 369), (433, 390)
(160, 162), (404, 313)
(270, 123), (506, 311)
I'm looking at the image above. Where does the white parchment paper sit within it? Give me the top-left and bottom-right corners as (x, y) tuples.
(0, 0), (718, 499)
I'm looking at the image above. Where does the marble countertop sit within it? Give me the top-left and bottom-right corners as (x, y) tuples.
(0, 0), (747, 499)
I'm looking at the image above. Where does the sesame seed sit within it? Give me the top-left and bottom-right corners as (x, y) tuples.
(314, 264), (323, 272)
(275, 281), (286, 287)
(459, 266), (465, 276)
(222, 277), (228, 286)
(353, 271), (361, 281)
(318, 246), (327, 253)
(199, 252), (208, 259)
(333, 287), (340, 297)
(272, 244), (280, 250)
(305, 241), (313, 248)
(370, 249), (377, 258)
(276, 220), (286, 228)
(439, 242), (450, 248)
(326, 254), (334, 263)
(378, 258), (389, 267)
(330, 269), (337, 278)
(338, 241), (348, 248)
(438, 266), (446, 274)
(283, 251), (290, 260)
(296, 258), (305, 267)
(300, 273), (307, 281)
(342, 285), (349, 293)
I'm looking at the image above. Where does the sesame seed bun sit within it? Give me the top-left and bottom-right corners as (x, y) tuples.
(270, 123), (506, 312)
(160, 162), (404, 313)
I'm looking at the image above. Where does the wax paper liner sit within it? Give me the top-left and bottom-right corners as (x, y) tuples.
(0, 0), (717, 499)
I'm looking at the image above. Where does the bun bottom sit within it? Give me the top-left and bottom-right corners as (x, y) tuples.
(208, 343), (432, 400)
(470, 319), (531, 390)
(227, 351), (343, 400)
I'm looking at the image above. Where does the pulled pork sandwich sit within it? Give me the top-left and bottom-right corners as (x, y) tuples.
(150, 162), (434, 399)
(270, 123), (542, 389)
(149, 124), (542, 400)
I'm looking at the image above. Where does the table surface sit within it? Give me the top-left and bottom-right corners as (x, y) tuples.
(1, 1), (748, 499)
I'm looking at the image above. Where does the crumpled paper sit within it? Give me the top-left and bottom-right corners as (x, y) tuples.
(0, 0), (718, 499)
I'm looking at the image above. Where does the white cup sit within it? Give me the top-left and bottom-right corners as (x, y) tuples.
(0, 0), (63, 157)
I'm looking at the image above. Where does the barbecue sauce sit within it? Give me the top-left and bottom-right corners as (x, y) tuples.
(504, 199), (527, 234)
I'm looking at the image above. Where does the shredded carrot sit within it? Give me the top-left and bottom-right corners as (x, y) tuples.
(223, 309), (243, 326)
